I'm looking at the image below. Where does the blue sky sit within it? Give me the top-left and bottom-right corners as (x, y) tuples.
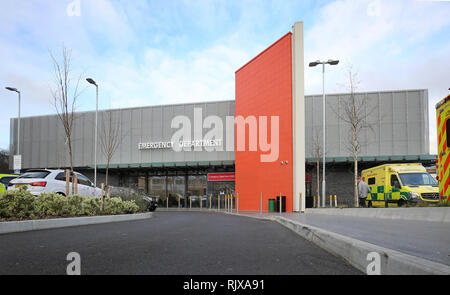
(1, 0), (449, 154)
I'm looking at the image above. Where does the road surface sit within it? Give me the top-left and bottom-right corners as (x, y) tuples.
(0, 211), (360, 275)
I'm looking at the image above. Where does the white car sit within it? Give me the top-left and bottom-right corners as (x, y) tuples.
(7, 169), (102, 197)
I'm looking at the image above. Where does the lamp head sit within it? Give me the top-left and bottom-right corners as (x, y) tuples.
(86, 78), (97, 86)
(5, 87), (19, 93)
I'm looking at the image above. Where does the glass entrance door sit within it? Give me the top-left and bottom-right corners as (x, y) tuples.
(187, 175), (207, 208)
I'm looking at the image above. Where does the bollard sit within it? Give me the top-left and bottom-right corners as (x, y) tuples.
(167, 195), (169, 209)
(237, 193), (239, 214)
(190, 196), (192, 209)
(279, 192), (282, 215)
(334, 195), (338, 207)
(313, 196), (316, 208)
(329, 195), (332, 207)
(218, 195), (220, 211)
(260, 192), (263, 215)
(200, 196), (202, 209)
(210, 195), (212, 209)
(299, 193), (303, 213)
(318, 195), (321, 208)
(100, 183), (105, 211)
(178, 197), (180, 208)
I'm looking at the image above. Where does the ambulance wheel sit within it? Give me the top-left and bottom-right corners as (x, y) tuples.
(398, 200), (405, 207)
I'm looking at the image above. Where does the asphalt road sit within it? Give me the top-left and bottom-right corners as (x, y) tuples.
(0, 211), (361, 275)
(272, 212), (450, 266)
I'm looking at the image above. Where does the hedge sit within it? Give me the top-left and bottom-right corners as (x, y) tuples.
(0, 187), (140, 220)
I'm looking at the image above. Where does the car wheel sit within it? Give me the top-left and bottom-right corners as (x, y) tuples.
(57, 192), (66, 197)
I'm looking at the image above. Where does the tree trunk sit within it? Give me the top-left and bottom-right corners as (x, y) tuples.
(105, 160), (110, 189)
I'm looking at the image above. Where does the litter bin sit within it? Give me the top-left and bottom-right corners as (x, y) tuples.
(268, 199), (276, 212)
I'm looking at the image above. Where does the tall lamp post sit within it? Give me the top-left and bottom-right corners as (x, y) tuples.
(86, 78), (98, 188)
(309, 59), (339, 207)
(5, 87), (21, 170)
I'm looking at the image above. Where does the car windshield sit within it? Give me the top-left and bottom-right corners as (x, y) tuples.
(18, 171), (50, 179)
(398, 173), (438, 186)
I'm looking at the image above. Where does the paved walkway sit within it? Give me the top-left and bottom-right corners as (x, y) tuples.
(233, 210), (450, 266)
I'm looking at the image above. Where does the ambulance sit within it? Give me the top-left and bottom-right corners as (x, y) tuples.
(436, 94), (450, 203)
(362, 163), (440, 207)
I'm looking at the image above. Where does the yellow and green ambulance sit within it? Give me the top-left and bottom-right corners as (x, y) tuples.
(436, 94), (450, 203)
(362, 163), (440, 207)
(0, 174), (19, 196)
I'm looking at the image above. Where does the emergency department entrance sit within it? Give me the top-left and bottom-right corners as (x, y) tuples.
(105, 165), (235, 209)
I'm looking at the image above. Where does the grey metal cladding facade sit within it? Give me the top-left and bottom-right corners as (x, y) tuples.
(11, 100), (235, 169)
(304, 89), (429, 158)
(10, 89), (429, 169)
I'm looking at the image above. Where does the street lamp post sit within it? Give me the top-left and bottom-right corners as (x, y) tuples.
(86, 78), (98, 188)
(309, 59), (339, 207)
(5, 87), (21, 157)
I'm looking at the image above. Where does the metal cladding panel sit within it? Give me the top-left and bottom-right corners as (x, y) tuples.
(304, 89), (429, 159)
(10, 90), (429, 169)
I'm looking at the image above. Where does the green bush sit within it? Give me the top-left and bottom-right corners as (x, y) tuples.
(66, 195), (85, 216)
(0, 187), (36, 218)
(34, 193), (69, 217)
(0, 188), (141, 220)
(114, 192), (148, 212)
(103, 197), (139, 215)
(82, 197), (102, 216)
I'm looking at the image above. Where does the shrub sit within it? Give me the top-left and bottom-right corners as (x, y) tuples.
(0, 188), (36, 219)
(115, 193), (148, 212)
(34, 193), (69, 217)
(66, 195), (85, 216)
(103, 197), (139, 215)
(82, 197), (102, 216)
(0, 188), (140, 220)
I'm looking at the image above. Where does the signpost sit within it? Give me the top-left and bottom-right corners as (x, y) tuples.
(13, 155), (21, 172)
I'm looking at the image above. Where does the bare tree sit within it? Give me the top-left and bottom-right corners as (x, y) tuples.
(50, 46), (83, 194)
(333, 66), (375, 207)
(99, 109), (121, 189)
(311, 127), (322, 205)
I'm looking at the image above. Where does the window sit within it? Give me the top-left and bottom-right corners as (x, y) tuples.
(77, 174), (91, 186)
(447, 119), (450, 148)
(0, 177), (16, 185)
(390, 175), (401, 189)
(368, 177), (376, 185)
(398, 173), (438, 186)
(55, 172), (67, 181)
(19, 170), (50, 179)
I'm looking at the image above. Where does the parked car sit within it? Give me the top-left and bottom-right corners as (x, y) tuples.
(7, 169), (102, 197)
(0, 174), (19, 196)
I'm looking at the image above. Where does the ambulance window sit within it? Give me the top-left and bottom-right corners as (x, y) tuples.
(447, 119), (450, 148)
(368, 177), (375, 185)
(391, 175), (401, 189)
